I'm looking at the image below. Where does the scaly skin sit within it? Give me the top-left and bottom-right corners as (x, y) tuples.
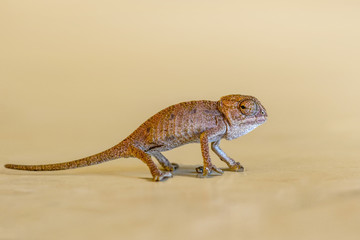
(5, 94), (268, 181)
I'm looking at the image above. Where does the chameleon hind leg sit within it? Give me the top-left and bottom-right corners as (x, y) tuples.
(130, 146), (172, 181)
(211, 140), (244, 171)
(151, 152), (179, 172)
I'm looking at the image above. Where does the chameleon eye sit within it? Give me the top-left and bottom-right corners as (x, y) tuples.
(239, 100), (258, 116)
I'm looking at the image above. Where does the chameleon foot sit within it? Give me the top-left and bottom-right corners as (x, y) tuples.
(229, 162), (244, 172)
(153, 171), (173, 181)
(163, 163), (179, 172)
(196, 165), (223, 176)
(196, 166), (204, 174)
(171, 163), (179, 170)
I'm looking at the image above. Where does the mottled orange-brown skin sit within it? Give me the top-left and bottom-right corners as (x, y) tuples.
(5, 94), (268, 181)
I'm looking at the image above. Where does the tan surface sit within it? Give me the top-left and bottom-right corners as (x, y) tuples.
(1, 1), (360, 239)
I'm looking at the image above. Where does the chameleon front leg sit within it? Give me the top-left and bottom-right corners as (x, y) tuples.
(151, 151), (179, 172)
(211, 140), (244, 172)
(196, 130), (224, 177)
(130, 146), (172, 181)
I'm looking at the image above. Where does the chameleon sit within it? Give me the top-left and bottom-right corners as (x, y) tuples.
(5, 94), (268, 181)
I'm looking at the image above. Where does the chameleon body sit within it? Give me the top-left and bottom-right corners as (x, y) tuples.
(5, 94), (267, 181)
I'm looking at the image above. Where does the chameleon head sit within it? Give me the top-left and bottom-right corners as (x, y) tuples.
(218, 94), (268, 140)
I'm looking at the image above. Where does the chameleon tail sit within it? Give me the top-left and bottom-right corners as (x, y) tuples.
(4, 141), (130, 171)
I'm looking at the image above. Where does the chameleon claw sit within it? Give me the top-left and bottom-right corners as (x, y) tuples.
(195, 165), (223, 176)
(212, 166), (224, 174)
(229, 162), (244, 172)
(202, 167), (212, 177)
(195, 166), (204, 174)
(171, 163), (179, 170)
(153, 171), (173, 181)
(163, 163), (179, 172)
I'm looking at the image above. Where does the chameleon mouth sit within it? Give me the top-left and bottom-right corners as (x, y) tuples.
(256, 116), (267, 124)
(241, 116), (267, 126)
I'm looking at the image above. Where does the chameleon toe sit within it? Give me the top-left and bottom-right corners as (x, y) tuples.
(153, 171), (173, 181)
(195, 166), (204, 174)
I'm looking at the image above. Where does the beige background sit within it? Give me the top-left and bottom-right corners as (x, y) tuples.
(1, 1), (360, 239)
